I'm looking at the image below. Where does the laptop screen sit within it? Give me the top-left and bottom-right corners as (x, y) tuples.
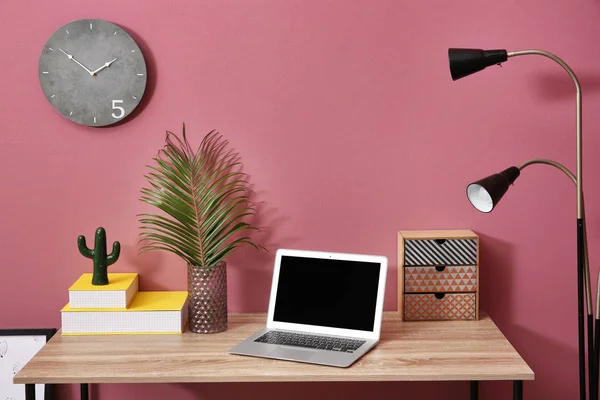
(273, 255), (381, 332)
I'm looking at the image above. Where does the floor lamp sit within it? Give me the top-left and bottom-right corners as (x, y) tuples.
(447, 48), (594, 400)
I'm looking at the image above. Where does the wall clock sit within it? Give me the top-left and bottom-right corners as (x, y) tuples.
(38, 19), (147, 127)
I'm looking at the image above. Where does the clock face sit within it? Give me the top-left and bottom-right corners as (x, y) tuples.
(38, 19), (147, 127)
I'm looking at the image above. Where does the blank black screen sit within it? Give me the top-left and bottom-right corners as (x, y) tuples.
(273, 255), (381, 331)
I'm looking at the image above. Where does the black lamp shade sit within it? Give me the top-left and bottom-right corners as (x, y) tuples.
(466, 166), (520, 213)
(449, 48), (508, 80)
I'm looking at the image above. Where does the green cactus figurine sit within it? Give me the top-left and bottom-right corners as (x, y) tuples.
(77, 227), (121, 286)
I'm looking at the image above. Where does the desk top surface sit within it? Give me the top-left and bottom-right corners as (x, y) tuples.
(14, 312), (534, 384)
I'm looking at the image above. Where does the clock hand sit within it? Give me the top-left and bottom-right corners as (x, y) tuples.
(59, 48), (94, 75)
(91, 58), (118, 75)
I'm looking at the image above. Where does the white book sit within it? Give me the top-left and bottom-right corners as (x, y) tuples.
(68, 273), (138, 309)
(61, 291), (189, 335)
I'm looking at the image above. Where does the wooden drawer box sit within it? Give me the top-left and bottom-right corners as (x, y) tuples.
(399, 230), (479, 321)
(404, 239), (477, 266)
(404, 293), (476, 321)
(404, 265), (477, 293)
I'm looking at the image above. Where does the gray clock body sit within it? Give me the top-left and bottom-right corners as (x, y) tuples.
(38, 19), (147, 127)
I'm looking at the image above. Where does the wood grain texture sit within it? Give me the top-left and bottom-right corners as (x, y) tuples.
(398, 230), (478, 239)
(398, 232), (405, 320)
(14, 312), (533, 384)
(398, 230), (480, 321)
(476, 232), (480, 319)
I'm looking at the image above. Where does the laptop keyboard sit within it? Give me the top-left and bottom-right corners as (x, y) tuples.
(254, 331), (366, 353)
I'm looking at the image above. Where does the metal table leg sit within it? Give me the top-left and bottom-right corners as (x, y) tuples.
(470, 381), (479, 400)
(25, 384), (36, 400)
(514, 380), (523, 400)
(81, 383), (89, 400)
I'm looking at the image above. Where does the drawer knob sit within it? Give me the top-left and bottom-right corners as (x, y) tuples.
(434, 239), (447, 245)
(435, 266), (446, 272)
(434, 293), (446, 300)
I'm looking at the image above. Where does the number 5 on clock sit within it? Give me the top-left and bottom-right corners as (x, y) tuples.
(111, 100), (125, 119)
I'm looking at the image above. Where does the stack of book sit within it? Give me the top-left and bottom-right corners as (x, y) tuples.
(61, 273), (188, 335)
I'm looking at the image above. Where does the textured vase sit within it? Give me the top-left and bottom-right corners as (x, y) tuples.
(187, 261), (228, 333)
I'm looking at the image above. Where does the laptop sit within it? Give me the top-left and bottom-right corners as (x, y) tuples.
(228, 248), (388, 368)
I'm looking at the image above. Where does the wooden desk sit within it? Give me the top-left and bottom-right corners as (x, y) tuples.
(14, 312), (533, 399)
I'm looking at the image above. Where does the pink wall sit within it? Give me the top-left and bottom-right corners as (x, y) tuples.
(2, 0), (600, 398)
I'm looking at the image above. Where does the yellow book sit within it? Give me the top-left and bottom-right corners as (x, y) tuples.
(68, 273), (138, 309)
(61, 291), (189, 335)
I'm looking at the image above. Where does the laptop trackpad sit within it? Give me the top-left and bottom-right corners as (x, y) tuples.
(269, 347), (316, 361)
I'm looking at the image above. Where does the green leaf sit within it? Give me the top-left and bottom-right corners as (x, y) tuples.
(138, 219), (200, 253)
(138, 124), (265, 267)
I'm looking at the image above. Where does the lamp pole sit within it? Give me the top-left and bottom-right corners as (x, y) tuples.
(449, 48), (593, 400)
(507, 51), (582, 218)
(517, 158), (594, 399)
(508, 50), (588, 400)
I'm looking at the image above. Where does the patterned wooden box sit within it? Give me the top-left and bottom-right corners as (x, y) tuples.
(398, 230), (479, 321)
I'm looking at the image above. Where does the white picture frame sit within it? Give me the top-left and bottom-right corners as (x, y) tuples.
(0, 329), (56, 400)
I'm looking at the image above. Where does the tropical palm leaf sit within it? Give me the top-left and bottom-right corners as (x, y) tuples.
(138, 124), (264, 268)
